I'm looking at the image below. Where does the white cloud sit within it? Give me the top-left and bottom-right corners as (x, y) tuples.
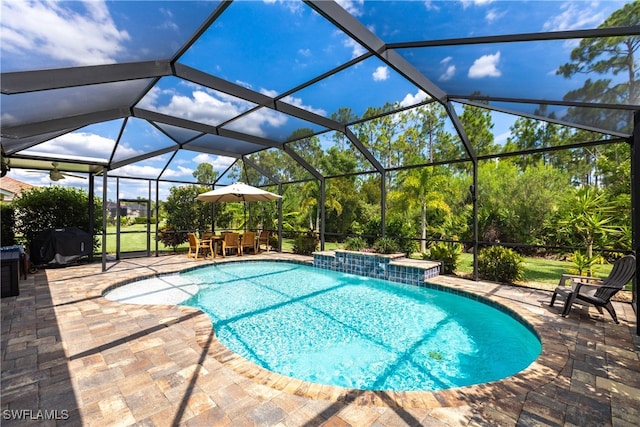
(108, 164), (163, 178)
(460, 0), (494, 8)
(192, 153), (236, 170)
(424, 1), (440, 12)
(485, 8), (506, 24)
(298, 48), (312, 57)
(281, 95), (327, 117)
(399, 90), (429, 108)
(372, 66), (390, 82)
(24, 132), (120, 161)
(468, 52), (501, 78)
(0, 0), (129, 66)
(439, 58), (456, 81)
(336, 0), (364, 16)
(141, 86), (255, 127)
(543, 2), (604, 31)
(343, 37), (367, 59)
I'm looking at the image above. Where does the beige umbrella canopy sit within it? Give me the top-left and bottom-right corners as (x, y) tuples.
(196, 182), (282, 203)
(197, 182), (281, 231)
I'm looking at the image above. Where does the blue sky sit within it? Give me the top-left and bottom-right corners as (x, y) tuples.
(1, 0), (631, 199)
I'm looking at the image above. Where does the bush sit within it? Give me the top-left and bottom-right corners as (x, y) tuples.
(292, 231), (319, 255)
(134, 216), (155, 225)
(344, 236), (367, 251)
(372, 237), (400, 254)
(386, 218), (418, 254)
(478, 246), (524, 283)
(12, 186), (102, 251)
(1, 204), (16, 246)
(156, 227), (186, 252)
(424, 242), (462, 274)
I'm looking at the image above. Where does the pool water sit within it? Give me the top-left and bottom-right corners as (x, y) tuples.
(181, 261), (541, 392)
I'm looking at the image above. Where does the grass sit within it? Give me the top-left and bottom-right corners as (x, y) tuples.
(456, 253), (614, 285)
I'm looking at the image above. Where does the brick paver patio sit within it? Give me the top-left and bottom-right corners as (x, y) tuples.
(2, 253), (639, 426)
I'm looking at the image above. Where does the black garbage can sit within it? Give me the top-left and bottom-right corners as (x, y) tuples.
(1, 246), (21, 297)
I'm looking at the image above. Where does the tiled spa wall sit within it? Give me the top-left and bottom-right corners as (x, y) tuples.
(313, 250), (440, 287)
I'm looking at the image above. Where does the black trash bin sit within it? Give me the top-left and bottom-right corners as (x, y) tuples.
(1, 246), (21, 297)
(30, 227), (92, 267)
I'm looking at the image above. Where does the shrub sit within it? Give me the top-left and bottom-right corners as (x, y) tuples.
(372, 237), (400, 254)
(386, 218), (418, 254)
(1, 204), (16, 246)
(424, 242), (462, 274)
(569, 251), (604, 276)
(478, 246), (524, 283)
(344, 236), (367, 251)
(292, 230), (319, 255)
(134, 216), (155, 225)
(156, 227), (186, 252)
(12, 186), (102, 251)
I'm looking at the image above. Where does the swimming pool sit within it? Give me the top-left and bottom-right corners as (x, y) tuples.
(180, 261), (541, 392)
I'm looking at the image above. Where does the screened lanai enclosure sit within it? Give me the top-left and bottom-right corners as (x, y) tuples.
(1, 0), (639, 330)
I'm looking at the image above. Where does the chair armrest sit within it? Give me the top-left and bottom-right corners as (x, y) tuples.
(558, 274), (602, 288)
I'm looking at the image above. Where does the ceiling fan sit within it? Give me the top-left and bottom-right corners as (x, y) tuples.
(27, 162), (87, 181)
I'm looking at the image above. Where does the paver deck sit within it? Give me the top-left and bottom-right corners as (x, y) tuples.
(2, 253), (639, 426)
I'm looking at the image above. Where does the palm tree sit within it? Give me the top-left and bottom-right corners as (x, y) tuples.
(394, 168), (450, 252)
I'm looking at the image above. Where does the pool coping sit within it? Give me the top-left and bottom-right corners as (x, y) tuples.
(99, 256), (568, 409)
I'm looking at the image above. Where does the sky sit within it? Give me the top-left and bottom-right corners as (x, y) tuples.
(1, 0), (631, 199)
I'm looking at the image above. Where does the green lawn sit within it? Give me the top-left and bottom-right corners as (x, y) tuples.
(456, 253), (614, 285)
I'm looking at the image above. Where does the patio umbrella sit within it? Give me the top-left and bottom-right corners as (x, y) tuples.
(196, 182), (281, 229)
(197, 182), (281, 203)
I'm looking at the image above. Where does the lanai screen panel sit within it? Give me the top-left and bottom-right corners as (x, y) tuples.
(396, 40), (637, 106)
(109, 151), (176, 180)
(19, 121), (121, 164)
(154, 123), (204, 145)
(185, 133), (266, 157)
(245, 148), (315, 183)
(348, 1), (629, 42)
(1, 1), (221, 72)
(163, 150), (235, 184)
(287, 131), (377, 176)
(179, 0), (362, 96)
(1, 80), (152, 129)
(284, 55), (429, 123)
(481, 101), (636, 137)
(138, 77), (258, 127)
(223, 108), (327, 143)
(111, 118), (177, 164)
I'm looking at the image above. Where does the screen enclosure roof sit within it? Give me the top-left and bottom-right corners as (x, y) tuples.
(1, 0), (638, 183)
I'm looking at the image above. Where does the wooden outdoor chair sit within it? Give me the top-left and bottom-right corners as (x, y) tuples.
(258, 231), (271, 252)
(220, 232), (241, 257)
(241, 231), (257, 255)
(550, 254), (636, 324)
(187, 232), (213, 260)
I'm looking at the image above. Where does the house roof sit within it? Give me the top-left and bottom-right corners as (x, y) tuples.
(0, 176), (35, 197)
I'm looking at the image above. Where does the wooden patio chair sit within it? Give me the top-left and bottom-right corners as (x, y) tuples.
(241, 231), (257, 255)
(220, 232), (241, 257)
(187, 232), (213, 260)
(550, 254), (636, 324)
(258, 231), (271, 252)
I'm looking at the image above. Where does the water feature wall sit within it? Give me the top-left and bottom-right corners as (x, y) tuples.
(313, 250), (440, 287)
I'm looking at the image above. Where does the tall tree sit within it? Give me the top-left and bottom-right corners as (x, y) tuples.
(557, 1), (639, 132)
(459, 102), (497, 157)
(192, 163), (218, 184)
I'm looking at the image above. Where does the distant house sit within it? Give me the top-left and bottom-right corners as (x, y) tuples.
(0, 177), (34, 202)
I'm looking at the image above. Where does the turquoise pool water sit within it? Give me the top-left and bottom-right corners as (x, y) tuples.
(181, 261), (541, 392)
